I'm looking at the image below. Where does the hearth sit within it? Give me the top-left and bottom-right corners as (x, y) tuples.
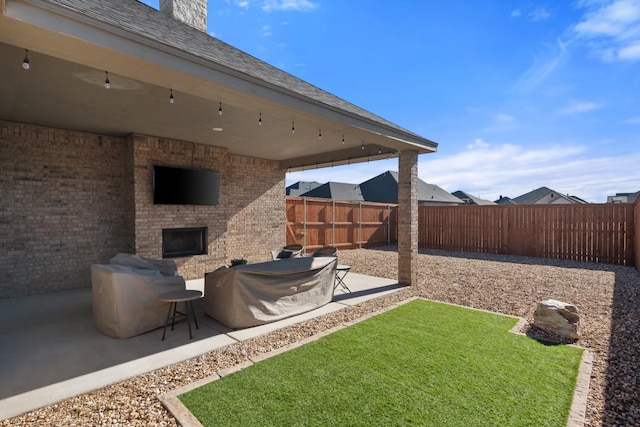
(162, 227), (207, 258)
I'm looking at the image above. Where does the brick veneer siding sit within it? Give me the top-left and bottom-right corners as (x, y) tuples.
(131, 134), (285, 280)
(0, 121), (135, 298)
(397, 150), (419, 286)
(0, 121), (286, 298)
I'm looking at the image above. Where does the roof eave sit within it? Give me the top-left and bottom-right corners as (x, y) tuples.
(8, 0), (437, 160)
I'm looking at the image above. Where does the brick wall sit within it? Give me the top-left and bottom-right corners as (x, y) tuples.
(0, 121), (286, 297)
(0, 121), (135, 297)
(131, 134), (285, 280)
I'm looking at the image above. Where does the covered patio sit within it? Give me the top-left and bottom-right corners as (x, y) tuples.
(1, 0), (437, 421)
(1, 0), (437, 299)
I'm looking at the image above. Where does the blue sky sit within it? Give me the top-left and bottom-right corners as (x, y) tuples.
(141, 0), (640, 203)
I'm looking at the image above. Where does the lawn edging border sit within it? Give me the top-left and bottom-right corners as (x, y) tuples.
(159, 297), (592, 427)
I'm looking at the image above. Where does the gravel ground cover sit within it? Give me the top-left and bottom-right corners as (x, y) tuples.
(2, 247), (639, 426)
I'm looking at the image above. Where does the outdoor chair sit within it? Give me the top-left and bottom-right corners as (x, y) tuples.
(311, 246), (338, 257)
(271, 244), (304, 260)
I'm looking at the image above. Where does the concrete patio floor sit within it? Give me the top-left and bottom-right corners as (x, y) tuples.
(0, 272), (404, 420)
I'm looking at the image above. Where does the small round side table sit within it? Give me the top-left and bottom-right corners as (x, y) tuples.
(159, 289), (202, 340)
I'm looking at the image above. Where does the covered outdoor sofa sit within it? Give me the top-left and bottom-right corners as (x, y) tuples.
(91, 254), (186, 339)
(203, 256), (337, 328)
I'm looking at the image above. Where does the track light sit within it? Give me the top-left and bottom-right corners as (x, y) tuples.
(22, 49), (30, 70)
(342, 135), (345, 144)
(258, 112), (262, 126)
(291, 121), (295, 134)
(361, 141), (365, 150)
(104, 71), (110, 89)
(318, 128), (322, 140)
(169, 89), (174, 104)
(218, 102), (223, 116)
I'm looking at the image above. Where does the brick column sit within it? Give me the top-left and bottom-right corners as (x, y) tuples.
(398, 150), (419, 286)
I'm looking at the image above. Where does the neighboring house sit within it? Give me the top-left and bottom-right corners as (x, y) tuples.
(286, 181), (322, 197)
(360, 171), (463, 206)
(510, 187), (588, 205)
(299, 182), (364, 202)
(607, 191), (640, 204)
(568, 194), (589, 204)
(495, 195), (517, 205)
(0, 0), (438, 297)
(452, 191), (496, 205)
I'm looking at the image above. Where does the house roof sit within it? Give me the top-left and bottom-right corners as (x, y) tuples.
(495, 196), (516, 205)
(568, 194), (589, 204)
(452, 191), (497, 205)
(511, 186), (586, 205)
(511, 187), (555, 204)
(0, 0), (437, 170)
(360, 171), (462, 204)
(286, 181), (322, 197)
(607, 191), (640, 203)
(299, 182), (364, 202)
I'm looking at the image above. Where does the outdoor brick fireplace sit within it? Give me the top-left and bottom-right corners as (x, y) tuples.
(162, 227), (207, 258)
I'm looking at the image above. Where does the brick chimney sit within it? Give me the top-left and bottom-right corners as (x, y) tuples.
(160, 0), (207, 32)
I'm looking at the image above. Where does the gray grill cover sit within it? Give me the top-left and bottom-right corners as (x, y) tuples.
(203, 257), (337, 328)
(91, 264), (186, 339)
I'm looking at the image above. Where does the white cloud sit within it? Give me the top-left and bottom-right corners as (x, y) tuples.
(557, 100), (603, 114)
(573, 0), (640, 61)
(511, 7), (552, 21)
(466, 138), (490, 150)
(418, 141), (640, 203)
(262, 0), (319, 12)
(622, 115), (640, 123)
(618, 40), (640, 59)
(528, 8), (552, 22)
(286, 140), (640, 203)
(226, 0), (250, 8)
(496, 113), (516, 123)
(481, 112), (519, 133)
(262, 25), (272, 36)
(512, 38), (568, 93)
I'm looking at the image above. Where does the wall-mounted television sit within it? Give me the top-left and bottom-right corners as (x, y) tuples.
(152, 165), (219, 205)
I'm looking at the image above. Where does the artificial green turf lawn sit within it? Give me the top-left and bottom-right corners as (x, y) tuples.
(180, 299), (583, 426)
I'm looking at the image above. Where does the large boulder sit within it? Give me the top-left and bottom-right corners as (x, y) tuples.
(533, 299), (581, 341)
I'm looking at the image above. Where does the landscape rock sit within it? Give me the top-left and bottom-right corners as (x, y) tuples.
(533, 299), (581, 341)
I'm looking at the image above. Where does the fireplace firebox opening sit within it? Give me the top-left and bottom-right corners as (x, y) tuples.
(162, 227), (207, 258)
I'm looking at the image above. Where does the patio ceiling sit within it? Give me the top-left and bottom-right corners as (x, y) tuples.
(0, 0), (437, 171)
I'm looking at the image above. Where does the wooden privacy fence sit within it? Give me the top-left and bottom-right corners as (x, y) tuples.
(419, 203), (636, 266)
(286, 196), (638, 267)
(286, 197), (397, 252)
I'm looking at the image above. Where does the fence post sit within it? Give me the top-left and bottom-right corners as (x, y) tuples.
(332, 199), (336, 246)
(359, 202), (363, 249)
(303, 197), (307, 251)
(388, 204), (391, 245)
(635, 198), (639, 270)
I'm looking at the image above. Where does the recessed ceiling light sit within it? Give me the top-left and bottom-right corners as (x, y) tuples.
(212, 127), (223, 132)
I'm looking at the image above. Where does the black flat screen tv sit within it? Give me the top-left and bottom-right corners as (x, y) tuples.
(153, 165), (219, 205)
